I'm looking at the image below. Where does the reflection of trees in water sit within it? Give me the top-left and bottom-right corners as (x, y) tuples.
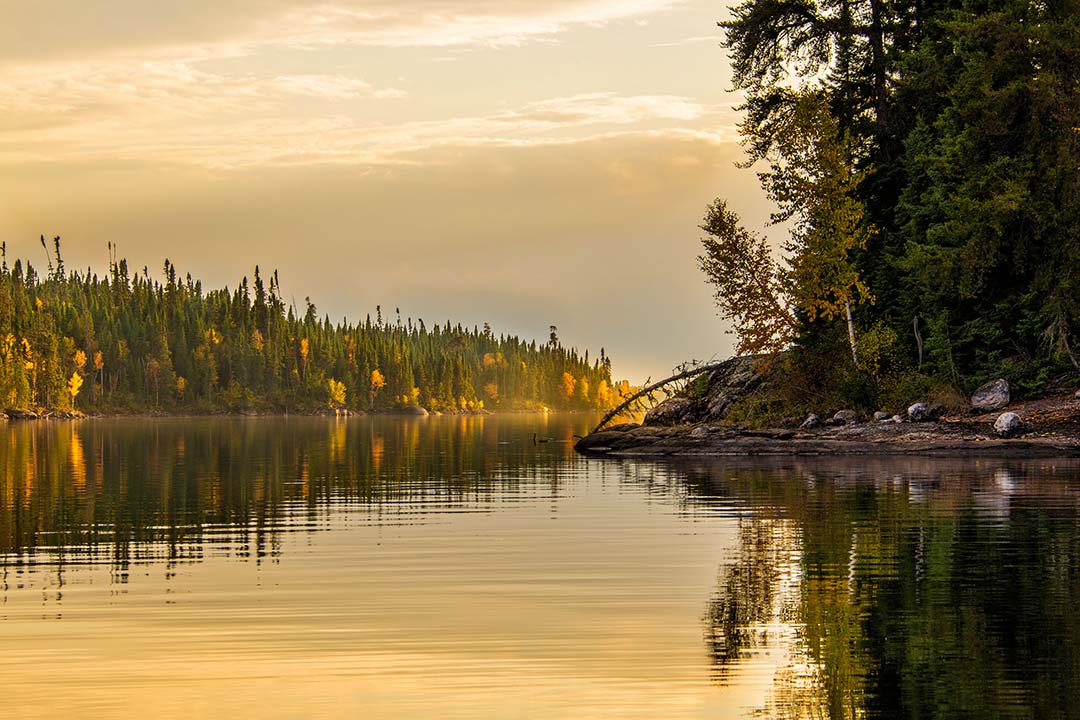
(0, 416), (589, 580)
(706, 516), (800, 673)
(693, 458), (1080, 719)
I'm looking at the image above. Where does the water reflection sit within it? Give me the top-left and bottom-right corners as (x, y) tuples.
(5, 419), (1080, 719)
(684, 457), (1080, 719)
(0, 415), (587, 576)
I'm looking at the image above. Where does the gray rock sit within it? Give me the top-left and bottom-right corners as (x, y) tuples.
(994, 411), (1023, 438)
(401, 405), (429, 416)
(832, 410), (858, 425)
(1075, 389), (1080, 400)
(644, 397), (694, 426)
(891, 415), (905, 423)
(800, 413), (821, 429)
(873, 411), (891, 421)
(690, 426), (711, 437)
(702, 355), (774, 420)
(971, 378), (1010, 412)
(907, 403), (931, 422)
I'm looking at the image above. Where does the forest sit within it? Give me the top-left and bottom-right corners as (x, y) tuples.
(701, 0), (1080, 410)
(0, 240), (621, 415)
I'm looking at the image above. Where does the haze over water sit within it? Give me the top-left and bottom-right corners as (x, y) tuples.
(2, 416), (1079, 718)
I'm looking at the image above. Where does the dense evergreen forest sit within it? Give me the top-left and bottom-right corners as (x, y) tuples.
(702, 0), (1080, 409)
(0, 240), (621, 415)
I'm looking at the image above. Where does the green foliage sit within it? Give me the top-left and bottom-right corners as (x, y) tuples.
(854, 322), (899, 377)
(715, 0), (1080, 395)
(0, 249), (617, 414)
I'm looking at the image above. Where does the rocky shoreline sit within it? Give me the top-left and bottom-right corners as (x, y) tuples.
(575, 420), (1080, 458)
(576, 356), (1080, 459)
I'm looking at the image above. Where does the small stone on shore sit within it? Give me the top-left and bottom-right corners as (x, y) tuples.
(908, 403), (931, 422)
(833, 410), (858, 425)
(800, 413), (820, 429)
(994, 411), (1023, 438)
(873, 411), (891, 421)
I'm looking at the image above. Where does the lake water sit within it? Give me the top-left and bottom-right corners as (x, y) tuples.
(2, 415), (1079, 719)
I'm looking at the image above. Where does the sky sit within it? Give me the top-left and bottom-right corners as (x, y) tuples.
(0, 0), (777, 383)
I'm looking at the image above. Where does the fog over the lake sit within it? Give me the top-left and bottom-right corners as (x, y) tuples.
(0, 0), (776, 382)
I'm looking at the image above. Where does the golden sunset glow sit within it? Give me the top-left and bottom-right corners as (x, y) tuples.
(0, 0), (774, 381)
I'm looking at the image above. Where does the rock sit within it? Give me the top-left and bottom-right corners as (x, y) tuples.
(832, 410), (858, 425)
(401, 405), (429, 416)
(800, 413), (821, 429)
(907, 403), (931, 422)
(891, 415), (905, 423)
(690, 426), (711, 437)
(971, 378), (1010, 412)
(994, 411), (1023, 438)
(644, 397), (694, 426)
(702, 355), (773, 420)
(873, 411), (891, 421)
(1075, 389), (1080, 400)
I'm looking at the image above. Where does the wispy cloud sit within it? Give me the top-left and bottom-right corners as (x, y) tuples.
(0, 1), (685, 67)
(0, 79), (735, 168)
(649, 35), (723, 48)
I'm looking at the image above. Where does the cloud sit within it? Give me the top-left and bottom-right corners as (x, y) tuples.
(0, 70), (735, 168)
(649, 35), (723, 48)
(0, 1), (684, 66)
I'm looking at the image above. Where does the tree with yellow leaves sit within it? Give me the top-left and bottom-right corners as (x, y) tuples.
(701, 92), (872, 365)
(763, 92), (873, 366)
(327, 378), (346, 408)
(560, 372), (576, 400)
(68, 371), (83, 411)
(369, 368), (386, 409)
(299, 338), (310, 380)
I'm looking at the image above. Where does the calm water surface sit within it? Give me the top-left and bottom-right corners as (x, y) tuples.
(2, 416), (1079, 718)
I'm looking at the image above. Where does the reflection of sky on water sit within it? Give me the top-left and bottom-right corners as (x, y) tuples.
(3, 419), (1080, 718)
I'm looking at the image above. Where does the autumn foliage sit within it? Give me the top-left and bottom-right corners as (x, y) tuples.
(0, 248), (620, 414)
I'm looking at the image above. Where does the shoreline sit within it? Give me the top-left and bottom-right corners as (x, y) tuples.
(575, 419), (1080, 459)
(1, 407), (587, 422)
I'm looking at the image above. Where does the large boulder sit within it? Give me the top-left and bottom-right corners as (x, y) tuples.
(994, 411), (1023, 438)
(800, 413), (821, 429)
(703, 355), (771, 419)
(907, 403), (931, 422)
(644, 397), (694, 426)
(641, 354), (781, 426)
(971, 378), (1010, 412)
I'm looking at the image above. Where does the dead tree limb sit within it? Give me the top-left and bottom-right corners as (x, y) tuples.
(590, 360), (731, 435)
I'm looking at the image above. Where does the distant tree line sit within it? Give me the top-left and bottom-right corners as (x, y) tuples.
(0, 239), (622, 414)
(701, 0), (1080, 404)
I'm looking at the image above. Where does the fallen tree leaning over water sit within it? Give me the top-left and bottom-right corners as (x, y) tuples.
(591, 360), (731, 435)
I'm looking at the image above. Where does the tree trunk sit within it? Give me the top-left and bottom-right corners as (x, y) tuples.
(589, 359), (737, 435)
(845, 299), (859, 366)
